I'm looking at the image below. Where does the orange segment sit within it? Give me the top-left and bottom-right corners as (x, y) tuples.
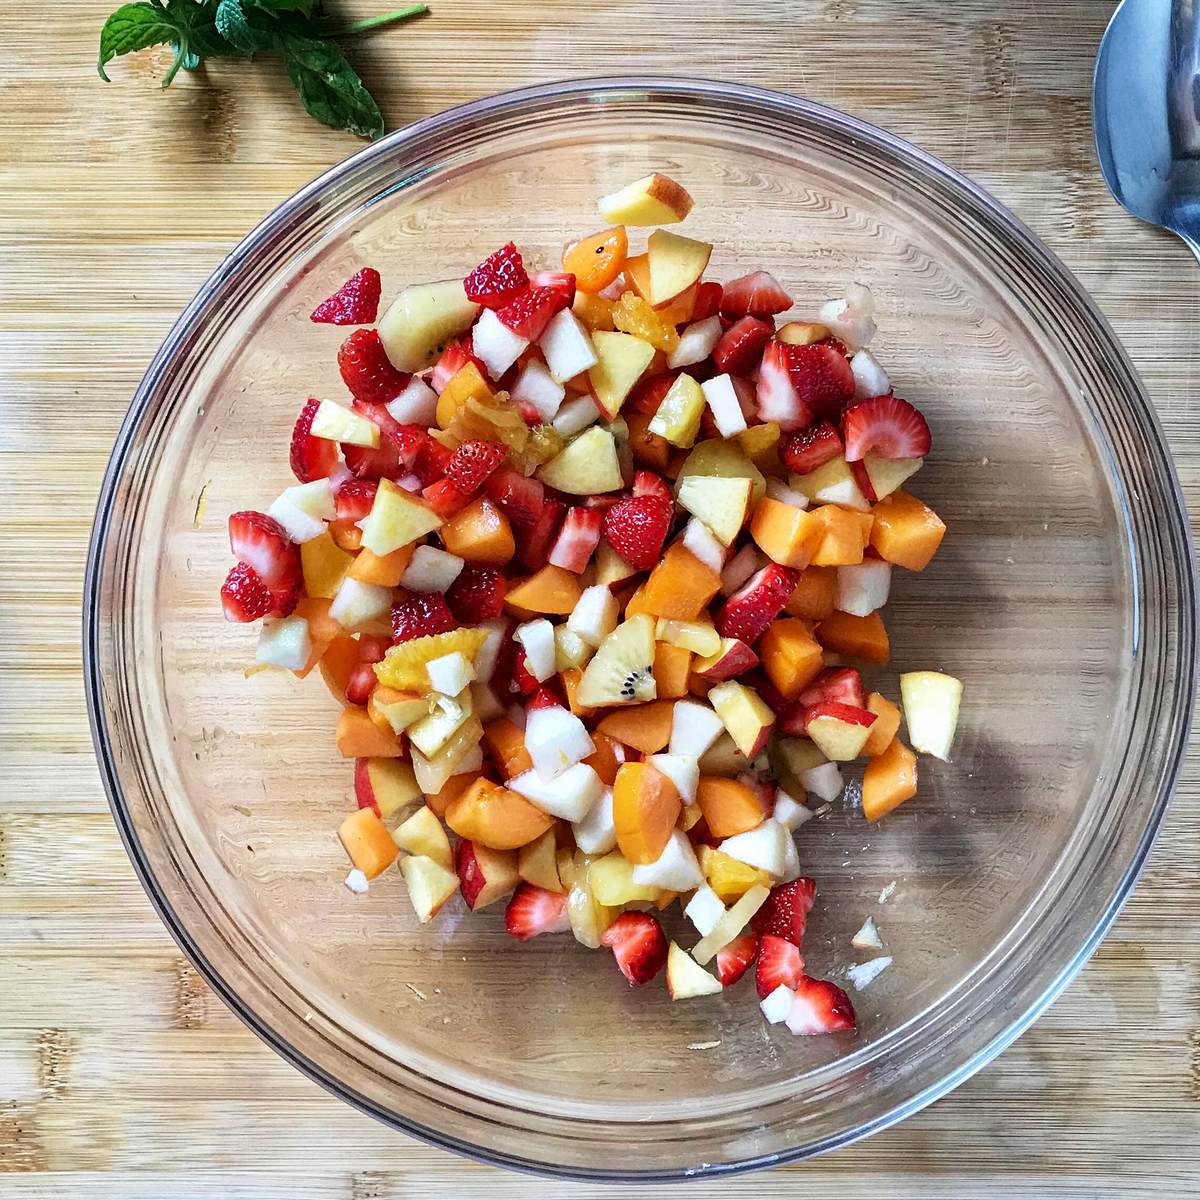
(612, 292), (679, 353)
(759, 618), (824, 698)
(815, 610), (890, 664)
(573, 291), (617, 332)
(696, 776), (766, 838)
(348, 543), (414, 587)
(864, 692), (902, 757)
(440, 496), (515, 565)
(785, 565), (836, 621)
(483, 717), (532, 779)
(869, 490), (946, 570)
(613, 761), (682, 864)
(445, 777), (554, 850)
(338, 808), (399, 879)
(639, 544), (722, 620)
(328, 519), (363, 553)
(563, 226), (628, 293)
(653, 641), (693, 699)
(749, 497), (823, 568)
(698, 844), (773, 902)
(505, 564), (582, 614)
(862, 738), (918, 822)
(809, 504), (870, 566)
(596, 700), (676, 755)
(335, 707), (402, 758)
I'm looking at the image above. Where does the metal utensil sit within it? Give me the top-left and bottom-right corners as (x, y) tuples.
(1094, 0), (1200, 263)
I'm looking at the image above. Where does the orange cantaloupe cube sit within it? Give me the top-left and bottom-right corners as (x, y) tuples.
(613, 761), (682, 864)
(749, 497), (823, 569)
(596, 700), (676, 755)
(869, 490), (946, 570)
(338, 807), (399, 879)
(440, 497), (515, 565)
(864, 692), (902, 757)
(784, 565), (836, 621)
(335, 707), (403, 758)
(862, 737), (918, 822)
(563, 226), (628, 293)
(348, 543), (414, 587)
(809, 504), (870, 567)
(426, 770), (482, 819)
(318, 634), (360, 702)
(585, 731), (623, 785)
(505, 564), (581, 614)
(696, 776), (766, 839)
(759, 618), (824, 698)
(445, 777), (554, 849)
(639, 544), (722, 620)
(653, 641), (693, 699)
(815, 610), (890, 664)
(483, 717), (532, 779)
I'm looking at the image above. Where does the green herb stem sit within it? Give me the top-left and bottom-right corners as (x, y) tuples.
(321, 4), (428, 38)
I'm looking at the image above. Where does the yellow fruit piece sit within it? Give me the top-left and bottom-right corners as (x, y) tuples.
(588, 852), (661, 906)
(648, 373), (705, 448)
(612, 292), (680, 353)
(300, 531), (355, 599)
(374, 628), (488, 691)
(598, 173), (694, 227)
(448, 395), (530, 456)
(697, 845), (772, 903)
(436, 362), (494, 429)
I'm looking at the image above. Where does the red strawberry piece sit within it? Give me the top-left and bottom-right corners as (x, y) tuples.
(422, 478), (471, 518)
(547, 506), (602, 573)
(583, 493), (622, 511)
(602, 495), (672, 571)
(391, 593), (456, 643)
(818, 335), (850, 356)
(848, 459), (877, 502)
(627, 371), (678, 416)
(464, 242), (529, 310)
(348, 399), (425, 467)
(742, 668), (788, 715)
(788, 975), (857, 1035)
(755, 934), (805, 998)
(632, 470), (672, 505)
(785, 342), (855, 419)
(755, 341), (816, 432)
(720, 271), (793, 319)
(412, 437), (453, 487)
(800, 699), (876, 735)
(600, 911), (669, 986)
(715, 563), (799, 644)
(485, 468), (544, 530)
(345, 634), (390, 706)
(220, 561), (273, 622)
(431, 340), (475, 393)
(342, 440), (402, 481)
(267, 577), (301, 619)
(496, 286), (568, 341)
(504, 882), (570, 940)
(228, 511), (299, 590)
(797, 667), (866, 709)
(310, 267), (381, 325)
(529, 270), (576, 307)
(527, 683), (565, 711)
(715, 933), (759, 986)
(780, 420), (844, 475)
(520, 498), (566, 571)
(446, 565), (507, 623)
(335, 478), (378, 523)
(445, 439), (507, 495)
(712, 316), (774, 375)
(489, 621), (519, 692)
(289, 398), (340, 483)
(842, 393), (932, 462)
(751, 878), (817, 944)
(512, 652), (540, 696)
(691, 280), (724, 322)
(337, 329), (410, 405)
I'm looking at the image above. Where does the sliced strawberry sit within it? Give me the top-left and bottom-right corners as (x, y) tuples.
(267, 577), (301, 619)
(391, 594), (456, 643)
(756, 340), (813, 431)
(548, 506), (602, 573)
(745, 669), (788, 715)
(779, 420), (844, 475)
(842, 393), (931, 462)
(720, 271), (792, 319)
(627, 371), (678, 416)
(335, 478), (378, 523)
(289, 398), (340, 483)
(490, 622), (520, 692)
(691, 280), (724, 322)
(512, 652), (540, 696)
(755, 934), (805, 998)
(788, 975), (857, 1035)
(751, 878), (817, 945)
(310, 267), (381, 325)
(464, 243), (529, 310)
(797, 667), (866, 709)
(345, 634), (390, 706)
(445, 439), (507, 495)
(602, 494), (672, 571)
(349, 399), (426, 467)
(228, 511), (299, 590)
(529, 270), (576, 307)
(632, 470), (672, 506)
(712, 316), (774, 375)
(848, 459), (877, 502)
(485, 468), (544, 530)
(422, 478), (471, 518)
(220, 561), (273, 622)
(496, 286), (568, 341)
(716, 933), (759, 986)
(527, 683), (565, 712)
(785, 342), (855, 418)
(600, 911), (668, 986)
(337, 328), (409, 405)
(504, 882), (570, 940)
(342, 440), (402, 481)
(412, 437), (453, 487)
(446, 565), (506, 623)
(520, 498), (567, 571)
(715, 563), (799, 644)
(431, 339), (476, 393)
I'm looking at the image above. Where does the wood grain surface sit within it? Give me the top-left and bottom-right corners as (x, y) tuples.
(2, 1), (1198, 1195)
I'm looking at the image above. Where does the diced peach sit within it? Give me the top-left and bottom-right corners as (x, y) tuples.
(622, 252), (653, 302)
(613, 761), (682, 864)
(696, 776), (767, 839)
(870, 490), (946, 570)
(563, 226), (628, 293)
(736, 423), (781, 468)
(300, 531), (355, 599)
(336, 707), (402, 758)
(585, 731), (623, 785)
(294, 597), (341, 678)
(815, 610), (890, 664)
(785, 566), (836, 621)
(697, 844), (772, 902)
(597, 700), (676, 755)
(625, 410), (672, 471)
(427, 770), (482, 819)
(440, 496), (515, 566)
(862, 738), (918, 822)
(436, 362), (494, 429)
(654, 282), (698, 325)
(560, 667), (595, 718)
(348, 543), (414, 587)
(517, 828), (563, 892)
(749, 497), (823, 568)
(809, 504), (870, 566)
(623, 582), (652, 618)
(505, 564), (581, 615)
(338, 808), (399, 879)
(653, 641), (693, 700)
(483, 717), (532, 779)
(328, 519), (363, 553)
(445, 776), (554, 850)
(760, 618), (823, 698)
(864, 692), (902, 757)
(639, 544), (722, 620)
(318, 634), (360, 702)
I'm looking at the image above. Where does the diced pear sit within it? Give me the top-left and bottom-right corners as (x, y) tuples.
(900, 671), (964, 760)
(588, 331), (657, 419)
(677, 475), (754, 545)
(665, 941), (723, 999)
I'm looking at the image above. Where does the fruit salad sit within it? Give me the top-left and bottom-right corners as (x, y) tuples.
(220, 172), (964, 1035)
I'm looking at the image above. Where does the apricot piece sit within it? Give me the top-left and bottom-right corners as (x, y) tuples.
(696, 776), (766, 839)
(318, 634), (360, 703)
(505, 564), (581, 614)
(596, 700), (676, 755)
(560, 667), (596, 717)
(335, 707), (402, 758)
(426, 770), (483, 819)
(760, 618), (824, 698)
(584, 731), (623, 786)
(864, 692), (902, 757)
(483, 717), (532, 779)
(638, 544), (722, 621)
(815, 610), (890, 664)
(653, 641), (693, 700)
(445, 777), (554, 850)
(749, 497), (823, 569)
(625, 409), (672, 471)
(348, 543), (414, 587)
(862, 738), (918, 822)
(338, 807), (399, 879)
(613, 761), (682, 864)
(785, 566), (836, 621)
(294, 597), (341, 679)
(809, 504), (870, 567)
(563, 226), (628, 294)
(869, 490), (946, 570)
(441, 497), (515, 565)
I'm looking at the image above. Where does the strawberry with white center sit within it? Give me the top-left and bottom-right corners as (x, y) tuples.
(600, 912), (669, 986)
(548, 507), (602, 573)
(221, 561), (273, 623)
(716, 563), (799, 644)
(445, 439), (507, 496)
(713, 316), (774, 376)
(751, 878), (817, 945)
(842, 393), (932, 461)
(784, 342), (856, 418)
(504, 882), (571, 940)
(720, 271), (793, 319)
(786, 976), (857, 1036)
(228, 511), (300, 614)
(631, 469), (673, 506)
(716, 933), (760, 986)
(756, 934), (805, 998)
(496, 286), (568, 341)
(529, 270), (576, 307)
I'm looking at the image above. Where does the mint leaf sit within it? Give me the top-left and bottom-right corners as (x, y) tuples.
(248, 0), (315, 14)
(215, 0), (266, 54)
(97, 3), (178, 81)
(277, 32), (384, 139)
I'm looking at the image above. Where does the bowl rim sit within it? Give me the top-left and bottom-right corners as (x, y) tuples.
(84, 74), (1198, 1180)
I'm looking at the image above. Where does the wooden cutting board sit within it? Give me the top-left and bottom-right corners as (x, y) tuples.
(1, 1), (1197, 1195)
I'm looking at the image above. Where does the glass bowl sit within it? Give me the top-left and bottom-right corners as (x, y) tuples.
(84, 78), (1196, 1179)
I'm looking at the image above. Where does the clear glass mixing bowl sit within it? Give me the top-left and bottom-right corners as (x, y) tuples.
(84, 78), (1196, 1179)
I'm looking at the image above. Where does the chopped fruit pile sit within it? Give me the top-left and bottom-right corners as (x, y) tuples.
(221, 171), (965, 1038)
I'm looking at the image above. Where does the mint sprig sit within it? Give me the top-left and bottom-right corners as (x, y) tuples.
(97, 1), (429, 138)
